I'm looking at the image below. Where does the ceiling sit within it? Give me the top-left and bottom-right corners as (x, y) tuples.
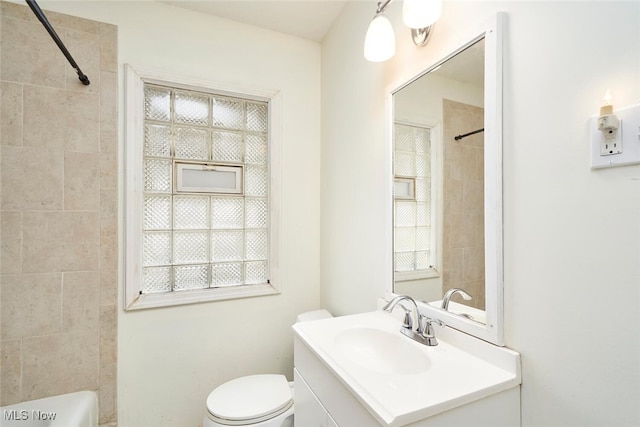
(163, 0), (348, 41)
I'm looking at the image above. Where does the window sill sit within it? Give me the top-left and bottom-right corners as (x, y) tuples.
(125, 283), (279, 311)
(394, 268), (440, 282)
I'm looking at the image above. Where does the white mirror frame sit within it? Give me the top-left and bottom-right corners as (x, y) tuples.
(385, 12), (505, 345)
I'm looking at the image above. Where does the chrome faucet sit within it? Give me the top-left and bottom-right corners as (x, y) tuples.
(383, 295), (420, 332)
(383, 295), (443, 346)
(441, 288), (472, 310)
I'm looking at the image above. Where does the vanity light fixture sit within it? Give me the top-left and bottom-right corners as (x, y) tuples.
(364, 0), (442, 62)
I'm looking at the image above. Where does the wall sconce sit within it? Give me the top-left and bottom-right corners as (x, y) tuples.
(364, 0), (442, 62)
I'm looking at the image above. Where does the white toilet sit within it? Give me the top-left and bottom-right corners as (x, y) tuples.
(203, 310), (333, 427)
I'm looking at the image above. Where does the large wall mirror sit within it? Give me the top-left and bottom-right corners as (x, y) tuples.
(386, 13), (504, 345)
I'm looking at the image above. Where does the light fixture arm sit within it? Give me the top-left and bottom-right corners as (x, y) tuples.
(376, 0), (393, 14)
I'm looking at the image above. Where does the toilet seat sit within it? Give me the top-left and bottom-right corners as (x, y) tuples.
(206, 374), (293, 426)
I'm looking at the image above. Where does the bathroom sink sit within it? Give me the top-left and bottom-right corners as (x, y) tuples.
(293, 310), (521, 427)
(334, 327), (430, 375)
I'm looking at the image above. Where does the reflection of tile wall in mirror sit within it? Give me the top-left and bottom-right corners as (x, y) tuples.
(442, 99), (485, 310)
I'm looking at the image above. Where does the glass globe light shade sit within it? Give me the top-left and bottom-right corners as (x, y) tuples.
(402, 0), (442, 29)
(364, 14), (396, 62)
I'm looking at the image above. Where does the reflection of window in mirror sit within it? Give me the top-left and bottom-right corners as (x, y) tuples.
(393, 123), (436, 284)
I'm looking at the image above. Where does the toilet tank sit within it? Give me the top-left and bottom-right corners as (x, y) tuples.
(295, 310), (332, 323)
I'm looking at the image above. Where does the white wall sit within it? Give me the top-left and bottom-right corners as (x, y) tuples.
(395, 73), (483, 125)
(321, 1), (639, 426)
(30, 1), (322, 426)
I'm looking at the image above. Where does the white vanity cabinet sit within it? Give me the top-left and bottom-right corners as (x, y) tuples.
(293, 368), (338, 427)
(292, 311), (522, 427)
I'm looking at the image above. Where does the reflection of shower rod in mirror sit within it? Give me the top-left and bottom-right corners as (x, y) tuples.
(454, 128), (484, 141)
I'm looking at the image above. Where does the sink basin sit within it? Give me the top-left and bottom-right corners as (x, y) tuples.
(334, 327), (430, 375)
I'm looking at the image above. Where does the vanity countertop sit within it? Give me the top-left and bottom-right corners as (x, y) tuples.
(293, 310), (521, 427)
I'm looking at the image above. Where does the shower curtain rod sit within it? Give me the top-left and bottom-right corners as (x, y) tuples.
(25, 0), (90, 85)
(454, 128), (484, 141)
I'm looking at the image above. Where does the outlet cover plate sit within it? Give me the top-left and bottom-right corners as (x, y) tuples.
(591, 103), (640, 169)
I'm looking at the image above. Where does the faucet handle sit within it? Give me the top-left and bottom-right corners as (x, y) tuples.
(427, 318), (444, 328)
(395, 304), (414, 329)
(420, 316), (444, 336)
(418, 316), (444, 346)
(418, 314), (443, 324)
(401, 310), (413, 329)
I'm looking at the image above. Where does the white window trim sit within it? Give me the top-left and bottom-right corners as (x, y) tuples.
(124, 64), (283, 310)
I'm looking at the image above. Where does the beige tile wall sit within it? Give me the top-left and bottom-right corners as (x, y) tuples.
(0, 2), (117, 425)
(442, 99), (485, 310)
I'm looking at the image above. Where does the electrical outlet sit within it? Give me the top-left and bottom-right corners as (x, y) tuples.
(591, 103), (640, 169)
(600, 123), (622, 156)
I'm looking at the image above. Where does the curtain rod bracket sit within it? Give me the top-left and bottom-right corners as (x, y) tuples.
(25, 0), (90, 86)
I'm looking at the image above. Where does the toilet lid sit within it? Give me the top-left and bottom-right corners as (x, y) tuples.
(206, 374), (293, 425)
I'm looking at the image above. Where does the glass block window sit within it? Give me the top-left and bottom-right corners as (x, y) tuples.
(394, 123), (433, 275)
(142, 83), (269, 294)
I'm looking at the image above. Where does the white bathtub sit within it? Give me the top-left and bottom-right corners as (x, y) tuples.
(1, 391), (98, 427)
